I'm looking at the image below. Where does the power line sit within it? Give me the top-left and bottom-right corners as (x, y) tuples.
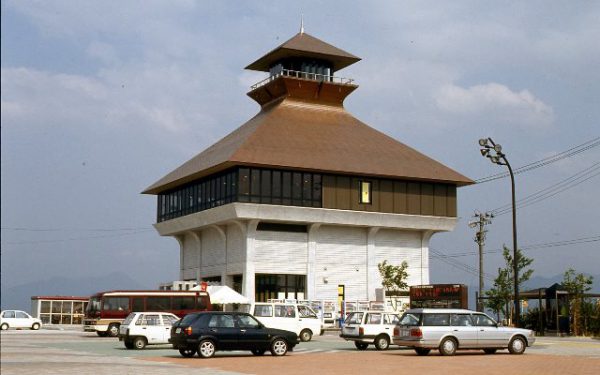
(432, 235), (600, 259)
(1, 226), (152, 232)
(475, 137), (600, 184)
(2, 229), (154, 245)
(490, 162), (600, 216)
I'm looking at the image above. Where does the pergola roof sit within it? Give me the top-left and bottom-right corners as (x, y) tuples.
(245, 32), (361, 72)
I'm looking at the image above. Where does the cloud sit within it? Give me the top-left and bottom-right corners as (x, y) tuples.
(434, 83), (554, 129)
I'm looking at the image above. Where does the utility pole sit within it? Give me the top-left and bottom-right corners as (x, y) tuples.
(469, 211), (493, 312)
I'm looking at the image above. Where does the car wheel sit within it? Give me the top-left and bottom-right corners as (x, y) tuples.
(483, 348), (497, 354)
(508, 336), (526, 355)
(198, 340), (216, 358)
(1, 323), (9, 330)
(270, 338), (288, 356)
(439, 337), (457, 356)
(251, 348), (266, 356)
(133, 337), (147, 350)
(31, 323), (41, 330)
(354, 342), (369, 350)
(179, 348), (196, 358)
(415, 348), (431, 356)
(107, 324), (119, 337)
(124, 341), (134, 349)
(299, 329), (313, 342)
(96, 331), (108, 337)
(374, 335), (390, 350)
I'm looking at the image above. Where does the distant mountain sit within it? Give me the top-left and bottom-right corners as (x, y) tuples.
(0, 272), (149, 312)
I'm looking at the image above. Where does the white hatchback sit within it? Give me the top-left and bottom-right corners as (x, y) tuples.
(1, 310), (42, 331)
(340, 311), (400, 350)
(118, 312), (179, 349)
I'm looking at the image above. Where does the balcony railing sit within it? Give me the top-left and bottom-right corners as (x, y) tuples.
(250, 68), (355, 90)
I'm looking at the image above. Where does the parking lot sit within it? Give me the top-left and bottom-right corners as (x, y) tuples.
(1, 329), (599, 375)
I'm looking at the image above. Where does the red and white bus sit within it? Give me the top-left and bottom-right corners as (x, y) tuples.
(83, 290), (211, 337)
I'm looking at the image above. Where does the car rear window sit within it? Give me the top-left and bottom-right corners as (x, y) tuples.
(422, 313), (450, 326)
(399, 313), (421, 326)
(122, 313), (136, 326)
(345, 312), (364, 325)
(179, 313), (201, 326)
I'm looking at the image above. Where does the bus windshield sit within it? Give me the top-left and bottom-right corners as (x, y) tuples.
(86, 297), (101, 314)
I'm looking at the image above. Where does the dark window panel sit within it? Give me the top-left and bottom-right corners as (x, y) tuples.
(292, 172), (302, 204)
(272, 171), (281, 199)
(282, 172), (292, 198)
(239, 168), (250, 196)
(261, 170), (271, 203)
(250, 169), (260, 196)
(302, 173), (312, 205)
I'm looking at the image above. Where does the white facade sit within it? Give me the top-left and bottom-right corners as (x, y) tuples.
(156, 202), (456, 303)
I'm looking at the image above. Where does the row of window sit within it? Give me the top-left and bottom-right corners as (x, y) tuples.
(102, 296), (205, 312)
(157, 168), (324, 222)
(400, 313), (496, 327)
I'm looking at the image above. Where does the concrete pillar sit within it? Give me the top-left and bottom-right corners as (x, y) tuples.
(174, 235), (185, 281)
(242, 220), (259, 302)
(190, 231), (202, 282)
(307, 224), (321, 300)
(420, 230), (434, 285)
(367, 227), (380, 301)
(209, 225), (227, 285)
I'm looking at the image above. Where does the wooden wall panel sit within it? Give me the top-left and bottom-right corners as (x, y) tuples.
(379, 180), (394, 213)
(434, 184), (448, 217)
(336, 176), (351, 210)
(322, 175), (336, 209)
(350, 178), (362, 211)
(407, 182), (421, 215)
(393, 181), (407, 214)
(421, 183), (434, 216)
(447, 185), (457, 217)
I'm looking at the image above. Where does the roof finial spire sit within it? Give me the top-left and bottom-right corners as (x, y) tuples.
(300, 14), (304, 34)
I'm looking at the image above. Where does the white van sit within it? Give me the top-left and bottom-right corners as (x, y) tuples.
(251, 303), (323, 342)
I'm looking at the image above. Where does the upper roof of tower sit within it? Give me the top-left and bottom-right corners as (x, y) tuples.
(245, 32), (361, 72)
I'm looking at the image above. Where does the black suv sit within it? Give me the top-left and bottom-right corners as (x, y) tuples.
(170, 311), (299, 358)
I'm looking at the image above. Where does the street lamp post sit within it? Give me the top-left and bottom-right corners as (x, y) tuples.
(479, 137), (520, 327)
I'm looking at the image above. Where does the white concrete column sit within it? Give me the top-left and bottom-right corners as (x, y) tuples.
(209, 225), (227, 285)
(242, 220), (259, 302)
(190, 231), (202, 282)
(307, 224), (321, 300)
(420, 230), (435, 285)
(367, 227), (380, 301)
(174, 235), (185, 281)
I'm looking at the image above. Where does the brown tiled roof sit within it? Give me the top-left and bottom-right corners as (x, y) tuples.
(143, 98), (473, 194)
(245, 32), (361, 72)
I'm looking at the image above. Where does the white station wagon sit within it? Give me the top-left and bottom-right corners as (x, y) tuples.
(340, 311), (400, 350)
(393, 308), (536, 356)
(118, 312), (180, 349)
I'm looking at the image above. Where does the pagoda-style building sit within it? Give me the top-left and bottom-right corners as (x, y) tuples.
(143, 29), (472, 303)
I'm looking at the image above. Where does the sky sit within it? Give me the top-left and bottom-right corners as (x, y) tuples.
(2, 1), (599, 300)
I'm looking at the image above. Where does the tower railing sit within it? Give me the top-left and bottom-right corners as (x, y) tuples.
(250, 68), (356, 90)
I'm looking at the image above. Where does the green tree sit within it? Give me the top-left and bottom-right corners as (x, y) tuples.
(377, 260), (409, 310)
(562, 268), (593, 335)
(485, 267), (511, 321)
(485, 246), (534, 324)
